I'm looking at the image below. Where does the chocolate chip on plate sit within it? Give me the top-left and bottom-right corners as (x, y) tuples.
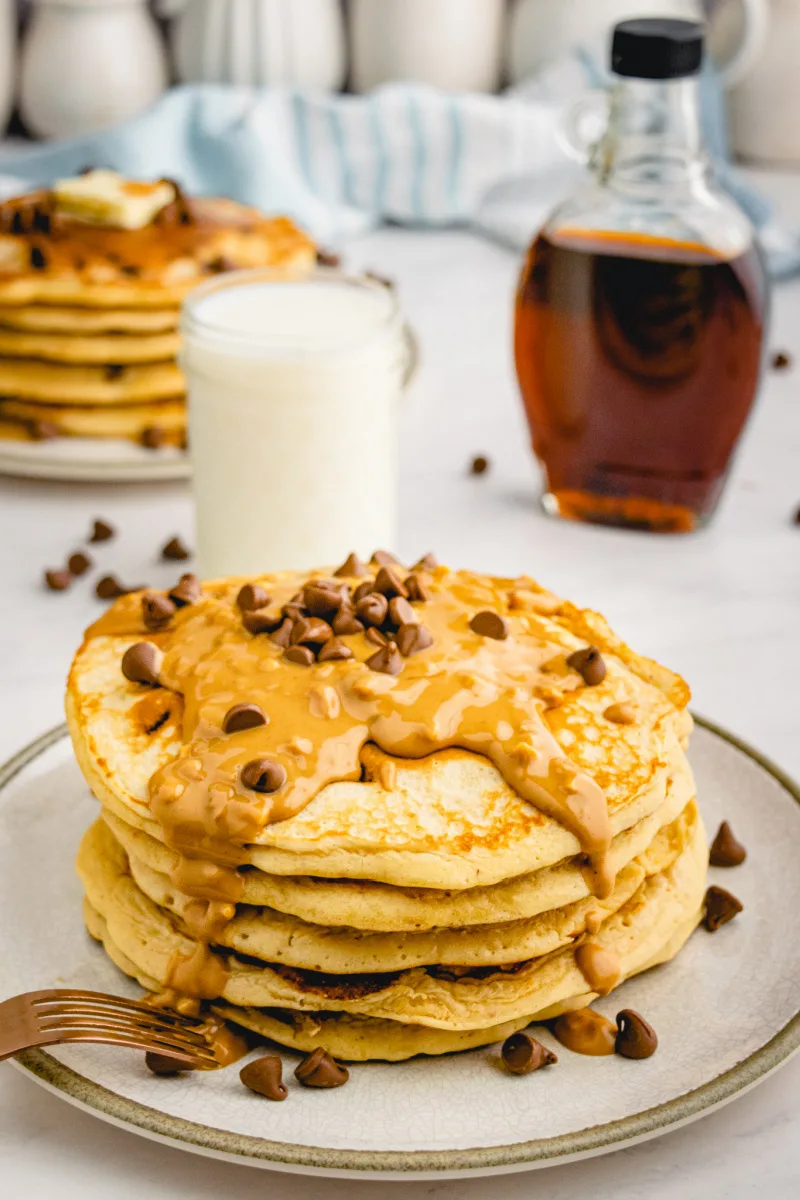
(89, 518), (115, 543)
(469, 610), (509, 641)
(240, 1055), (288, 1100)
(366, 642), (403, 676)
(709, 821), (747, 868)
(141, 425), (165, 449)
(162, 536), (191, 562)
(316, 248), (342, 269)
(501, 1031), (557, 1075)
(355, 593), (389, 628)
(169, 573), (202, 608)
(615, 1010), (658, 1060)
(236, 583), (270, 612)
(470, 455), (490, 476)
(294, 1048), (349, 1089)
(29, 245), (47, 270)
(29, 418), (59, 441)
(241, 757), (287, 793)
(395, 622), (433, 658)
(145, 1051), (196, 1076)
(285, 645), (316, 667)
(703, 885), (743, 932)
(334, 552), (368, 578)
(223, 703), (268, 733)
(373, 566), (409, 600)
(143, 592), (178, 629)
(121, 642), (164, 686)
(771, 350), (791, 370)
(67, 551), (92, 577)
(95, 574), (123, 600)
(44, 568), (71, 592)
(318, 638), (354, 662)
(105, 363), (125, 381)
(567, 646), (606, 686)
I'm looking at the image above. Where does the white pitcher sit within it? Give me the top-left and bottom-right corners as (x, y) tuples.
(728, 0), (800, 163)
(506, 0), (768, 88)
(0, 0), (15, 136)
(349, 0), (506, 93)
(159, 0), (347, 90)
(20, 0), (169, 140)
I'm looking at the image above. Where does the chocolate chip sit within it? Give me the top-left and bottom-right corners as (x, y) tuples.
(501, 1031), (558, 1075)
(318, 638), (354, 662)
(121, 642), (163, 687)
(316, 248), (342, 268)
(282, 602), (307, 622)
(65, 551), (91, 577)
(793, 505), (800, 527)
(709, 821), (747, 868)
(386, 597), (414, 628)
(365, 626), (389, 647)
(270, 618), (295, 648)
(32, 208), (51, 235)
(772, 350), (791, 370)
(241, 757), (287, 793)
(469, 610), (509, 640)
(95, 574), (125, 600)
(291, 616), (334, 647)
(242, 608), (283, 635)
(223, 703), (268, 733)
(413, 553), (438, 571)
(285, 645), (315, 666)
(240, 1055), (287, 1100)
(371, 549), (401, 566)
(615, 1010), (658, 1060)
(162, 536), (191, 562)
(470, 455), (490, 476)
(334, 552), (368, 578)
(29, 418), (59, 441)
(294, 1048), (349, 1089)
(237, 583), (270, 612)
(145, 1052), (196, 1076)
(29, 245), (47, 270)
(332, 607), (365, 636)
(405, 572), (431, 603)
(395, 622), (433, 657)
(44, 568), (71, 592)
(10, 210), (25, 235)
(89, 518), (115, 543)
(356, 592), (389, 627)
(206, 254), (238, 274)
(374, 566), (409, 600)
(105, 363), (125, 381)
(352, 580), (375, 605)
(141, 426), (165, 449)
(169, 573), (202, 607)
(366, 642), (403, 675)
(303, 582), (345, 617)
(703, 885), (743, 932)
(143, 592), (177, 630)
(567, 646), (606, 686)
(120, 264), (140, 277)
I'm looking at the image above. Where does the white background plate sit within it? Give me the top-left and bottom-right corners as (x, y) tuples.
(0, 720), (798, 1180)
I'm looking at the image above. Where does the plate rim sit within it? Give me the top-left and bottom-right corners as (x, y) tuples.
(3, 717), (800, 1176)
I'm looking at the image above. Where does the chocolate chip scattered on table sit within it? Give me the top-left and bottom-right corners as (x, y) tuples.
(470, 454), (490, 476)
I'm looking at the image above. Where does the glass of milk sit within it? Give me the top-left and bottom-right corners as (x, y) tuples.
(181, 269), (406, 577)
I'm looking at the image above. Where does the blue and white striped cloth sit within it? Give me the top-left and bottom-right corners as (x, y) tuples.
(1, 57), (796, 276)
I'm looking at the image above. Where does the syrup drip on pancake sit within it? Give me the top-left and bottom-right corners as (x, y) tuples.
(88, 563), (616, 1003)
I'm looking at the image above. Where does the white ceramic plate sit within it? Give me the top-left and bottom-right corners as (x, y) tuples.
(0, 719), (798, 1181)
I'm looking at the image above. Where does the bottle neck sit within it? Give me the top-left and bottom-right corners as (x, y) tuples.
(596, 76), (707, 197)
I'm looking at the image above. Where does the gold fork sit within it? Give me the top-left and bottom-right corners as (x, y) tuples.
(0, 988), (217, 1068)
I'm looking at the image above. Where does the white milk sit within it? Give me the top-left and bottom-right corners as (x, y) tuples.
(181, 271), (405, 577)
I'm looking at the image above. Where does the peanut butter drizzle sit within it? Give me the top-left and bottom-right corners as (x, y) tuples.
(574, 942), (622, 997)
(89, 564), (615, 1003)
(553, 1008), (617, 1056)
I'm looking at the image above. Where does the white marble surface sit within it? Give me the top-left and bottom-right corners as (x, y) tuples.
(1, 173), (799, 1197)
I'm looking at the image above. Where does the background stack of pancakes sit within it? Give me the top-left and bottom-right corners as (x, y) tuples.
(0, 175), (315, 448)
(67, 561), (707, 1063)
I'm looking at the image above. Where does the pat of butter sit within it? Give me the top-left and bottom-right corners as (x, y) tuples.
(53, 170), (176, 230)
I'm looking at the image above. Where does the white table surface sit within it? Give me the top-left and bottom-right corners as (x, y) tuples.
(1, 173), (799, 1199)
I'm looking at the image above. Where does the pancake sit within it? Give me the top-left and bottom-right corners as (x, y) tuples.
(66, 566), (693, 891)
(0, 327), (180, 364)
(0, 357), (184, 404)
(0, 304), (179, 335)
(0, 398), (185, 442)
(0, 189), (315, 308)
(78, 812), (706, 1031)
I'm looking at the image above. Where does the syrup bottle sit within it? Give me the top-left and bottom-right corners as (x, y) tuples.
(515, 19), (769, 533)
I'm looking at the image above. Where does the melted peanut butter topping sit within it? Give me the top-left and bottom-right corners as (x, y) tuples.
(574, 942), (622, 997)
(89, 562), (615, 1002)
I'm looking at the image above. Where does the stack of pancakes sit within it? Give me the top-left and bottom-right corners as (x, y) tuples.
(67, 558), (707, 1062)
(0, 172), (315, 447)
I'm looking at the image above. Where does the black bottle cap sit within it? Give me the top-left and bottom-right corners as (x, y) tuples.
(611, 18), (704, 80)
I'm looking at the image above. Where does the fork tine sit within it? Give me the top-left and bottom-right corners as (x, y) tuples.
(32, 991), (203, 1025)
(36, 1014), (211, 1048)
(48, 1029), (216, 1066)
(35, 1006), (210, 1041)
